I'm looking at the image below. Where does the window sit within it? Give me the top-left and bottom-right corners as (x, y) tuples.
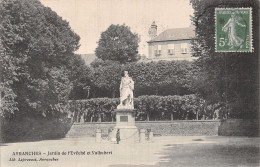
(154, 45), (161, 56)
(181, 43), (188, 54)
(168, 44), (175, 55)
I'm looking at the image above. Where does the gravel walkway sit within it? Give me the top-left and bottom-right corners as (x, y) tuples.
(1, 136), (259, 167)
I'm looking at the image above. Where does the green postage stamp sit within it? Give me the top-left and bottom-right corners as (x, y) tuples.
(215, 8), (253, 52)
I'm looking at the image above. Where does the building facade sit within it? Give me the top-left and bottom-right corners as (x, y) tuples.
(147, 22), (196, 61)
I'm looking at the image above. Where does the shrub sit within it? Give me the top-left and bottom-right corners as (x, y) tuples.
(68, 95), (210, 122)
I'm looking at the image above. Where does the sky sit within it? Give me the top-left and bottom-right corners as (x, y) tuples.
(40, 0), (194, 56)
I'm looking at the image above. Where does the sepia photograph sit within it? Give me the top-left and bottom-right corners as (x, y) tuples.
(0, 0), (259, 166)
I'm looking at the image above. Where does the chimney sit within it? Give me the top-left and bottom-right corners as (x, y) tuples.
(148, 21), (157, 40)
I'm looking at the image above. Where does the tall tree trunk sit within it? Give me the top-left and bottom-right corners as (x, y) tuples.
(185, 112), (188, 120)
(76, 114), (79, 123)
(85, 111), (88, 122)
(146, 113), (150, 121)
(98, 114), (101, 122)
(196, 111), (199, 120)
(171, 113), (173, 121)
(111, 113), (114, 122)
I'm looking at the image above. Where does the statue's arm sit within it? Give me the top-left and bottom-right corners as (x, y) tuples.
(222, 19), (231, 31)
(120, 79), (122, 96)
(130, 78), (134, 90)
(236, 20), (246, 27)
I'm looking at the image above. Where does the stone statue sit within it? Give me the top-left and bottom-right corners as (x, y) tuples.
(117, 71), (134, 109)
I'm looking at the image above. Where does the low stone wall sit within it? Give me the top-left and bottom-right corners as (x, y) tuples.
(66, 120), (221, 138)
(137, 121), (220, 136)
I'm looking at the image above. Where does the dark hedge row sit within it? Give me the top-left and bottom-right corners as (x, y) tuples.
(68, 95), (222, 122)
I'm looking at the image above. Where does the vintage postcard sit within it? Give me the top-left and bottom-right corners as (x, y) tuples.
(0, 0), (259, 167)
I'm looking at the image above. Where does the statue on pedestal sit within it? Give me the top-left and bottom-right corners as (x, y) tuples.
(117, 71), (134, 109)
(112, 71), (138, 143)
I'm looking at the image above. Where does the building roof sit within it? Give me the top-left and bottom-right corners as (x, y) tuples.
(148, 27), (195, 43)
(80, 53), (96, 65)
(151, 21), (157, 28)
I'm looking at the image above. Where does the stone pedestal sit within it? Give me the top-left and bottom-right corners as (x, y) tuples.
(110, 109), (139, 143)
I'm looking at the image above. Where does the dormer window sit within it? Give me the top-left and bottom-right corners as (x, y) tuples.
(168, 44), (175, 55)
(154, 45), (161, 56)
(181, 43), (188, 54)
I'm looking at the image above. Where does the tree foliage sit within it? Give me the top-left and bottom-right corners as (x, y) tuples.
(90, 59), (193, 98)
(0, 36), (18, 117)
(68, 54), (92, 100)
(0, 0), (80, 118)
(190, 0), (259, 119)
(95, 24), (140, 64)
(125, 61), (193, 96)
(91, 60), (122, 98)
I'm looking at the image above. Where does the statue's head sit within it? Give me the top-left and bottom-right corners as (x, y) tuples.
(231, 13), (235, 18)
(124, 71), (128, 77)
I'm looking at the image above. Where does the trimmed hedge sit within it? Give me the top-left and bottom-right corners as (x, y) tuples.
(90, 60), (193, 98)
(68, 95), (208, 122)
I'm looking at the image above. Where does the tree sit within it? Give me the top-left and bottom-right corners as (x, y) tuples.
(190, 0), (259, 119)
(0, 38), (18, 118)
(91, 60), (122, 98)
(68, 54), (92, 100)
(125, 61), (193, 96)
(0, 0), (80, 118)
(95, 24), (140, 64)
